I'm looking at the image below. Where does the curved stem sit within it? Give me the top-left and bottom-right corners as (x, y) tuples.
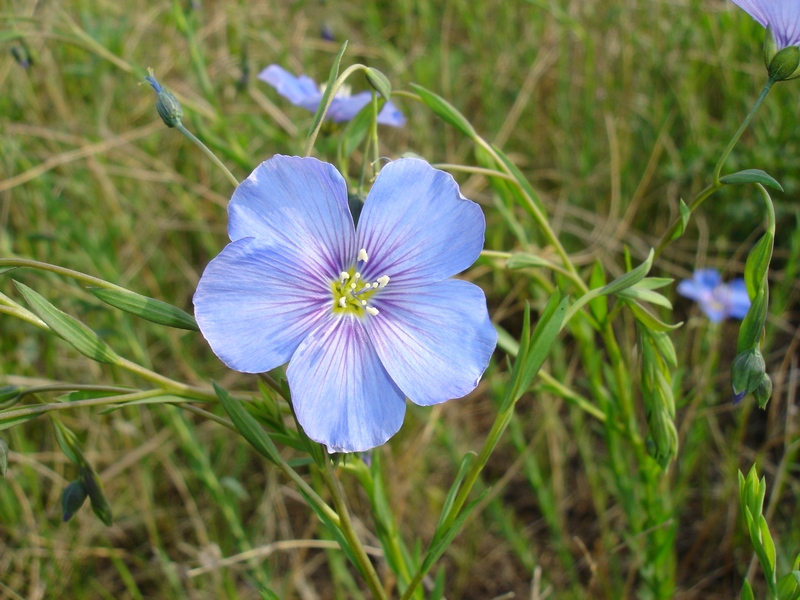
(712, 78), (775, 185)
(175, 123), (239, 188)
(655, 78), (775, 260)
(304, 63), (366, 157)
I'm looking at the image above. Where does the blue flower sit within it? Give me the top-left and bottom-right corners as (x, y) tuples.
(194, 155), (496, 452)
(258, 65), (406, 127)
(676, 268), (751, 323)
(731, 0), (800, 49)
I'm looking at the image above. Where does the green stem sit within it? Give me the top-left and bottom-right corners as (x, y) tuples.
(712, 78), (775, 185)
(304, 63), (366, 157)
(320, 457), (388, 600)
(655, 78), (774, 259)
(473, 136), (588, 294)
(175, 123), (239, 188)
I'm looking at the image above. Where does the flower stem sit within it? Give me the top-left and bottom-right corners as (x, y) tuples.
(712, 78), (774, 185)
(654, 78), (775, 259)
(320, 456), (388, 600)
(175, 122), (239, 188)
(304, 63), (366, 157)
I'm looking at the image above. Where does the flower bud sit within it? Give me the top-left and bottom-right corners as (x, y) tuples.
(731, 348), (766, 402)
(81, 466), (113, 526)
(145, 68), (184, 128)
(61, 480), (88, 522)
(767, 45), (800, 81)
(754, 373), (772, 409)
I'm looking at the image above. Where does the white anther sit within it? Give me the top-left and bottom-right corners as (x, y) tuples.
(358, 248), (369, 263)
(350, 282), (357, 290)
(354, 272), (361, 281)
(376, 276), (390, 288)
(338, 297), (347, 308)
(361, 300), (367, 306)
(366, 306), (379, 316)
(339, 272), (350, 283)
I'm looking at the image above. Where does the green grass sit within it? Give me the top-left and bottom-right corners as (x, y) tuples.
(1, 0), (799, 598)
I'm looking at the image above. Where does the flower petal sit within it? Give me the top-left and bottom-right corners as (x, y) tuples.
(194, 237), (330, 373)
(326, 93), (406, 127)
(365, 279), (496, 406)
(726, 279), (751, 319)
(287, 315), (407, 452)
(356, 159), (485, 287)
(732, 0), (800, 47)
(258, 65), (322, 107)
(677, 268), (720, 301)
(228, 155), (356, 281)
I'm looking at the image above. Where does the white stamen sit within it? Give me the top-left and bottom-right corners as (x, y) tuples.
(350, 282), (357, 290)
(377, 275), (390, 288)
(354, 272), (361, 281)
(339, 272), (350, 283)
(366, 306), (379, 316)
(338, 297), (347, 308)
(358, 248), (369, 263)
(361, 300), (367, 306)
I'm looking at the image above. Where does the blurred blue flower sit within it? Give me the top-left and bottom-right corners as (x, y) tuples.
(194, 155), (496, 452)
(677, 268), (751, 323)
(731, 0), (800, 49)
(258, 65), (406, 127)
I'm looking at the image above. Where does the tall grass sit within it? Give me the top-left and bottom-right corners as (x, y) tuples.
(1, 0), (798, 598)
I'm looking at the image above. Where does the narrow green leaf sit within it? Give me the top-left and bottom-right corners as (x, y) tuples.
(490, 144), (546, 212)
(777, 572), (799, 600)
(506, 253), (555, 270)
(14, 281), (121, 365)
(617, 287), (673, 309)
(0, 412), (40, 431)
(308, 41), (348, 138)
(740, 580), (755, 600)
(744, 232), (774, 298)
(214, 383), (280, 465)
(53, 420), (84, 466)
(589, 261), (608, 325)
(365, 67), (391, 100)
(511, 293), (568, 406)
(0, 437), (8, 477)
(759, 514), (777, 572)
(410, 83), (476, 138)
(626, 300), (682, 332)
(0, 385), (21, 404)
(97, 394), (190, 414)
(720, 169), (783, 191)
(88, 287), (198, 331)
(420, 488), (490, 574)
(430, 451), (477, 548)
(671, 198), (691, 240)
(338, 101), (374, 160)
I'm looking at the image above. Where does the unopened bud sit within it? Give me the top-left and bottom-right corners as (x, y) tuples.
(81, 466), (113, 526)
(754, 373), (773, 409)
(145, 68), (184, 128)
(61, 480), (88, 522)
(731, 348), (766, 402)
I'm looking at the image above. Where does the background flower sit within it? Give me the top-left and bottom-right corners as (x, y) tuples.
(194, 155), (496, 452)
(730, 0), (800, 49)
(258, 65), (406, 127)
(676, 268), (751, 323)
